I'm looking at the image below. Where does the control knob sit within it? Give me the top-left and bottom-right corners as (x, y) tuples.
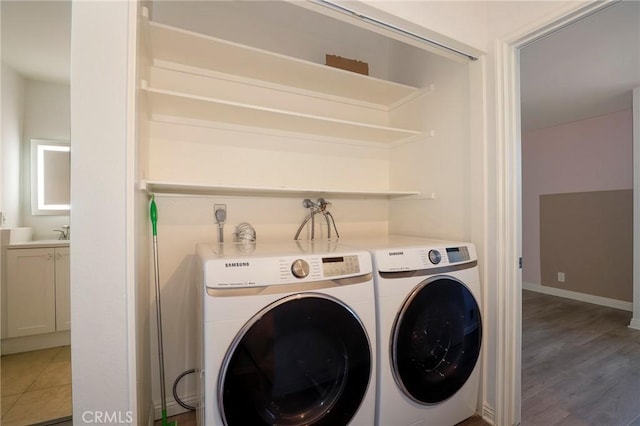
(428, 249), (442, 265)
(291, 259), (310, 278)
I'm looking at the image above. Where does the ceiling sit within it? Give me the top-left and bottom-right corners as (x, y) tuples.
(2, 1), (638, 130)
(520, 1), (640, 131)
(1, 0), (71, 83)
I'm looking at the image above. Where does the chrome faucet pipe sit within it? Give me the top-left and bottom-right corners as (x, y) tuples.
(316, 199), (332, 239)
(294, 213), (312, 240)
(326, 211), (340, 239)
(295, 199), (318, 240)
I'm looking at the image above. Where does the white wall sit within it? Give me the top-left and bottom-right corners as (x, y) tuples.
(143, 1), (475, 414)
(522, 110), (633, 287)
(151, 0), (395, 82)
(70, 1), (139, 423)
(21, 79), (70, 239)
(363, 0), (489, 52)
(486, 1), (580, 40)
(1, 64), (24, 228)
(389, 43), (471, 241)
(149, 195), (391, 413)
(63, 1), (603, 423)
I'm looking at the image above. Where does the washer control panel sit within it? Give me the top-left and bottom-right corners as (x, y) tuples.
(204, 251), (370, 288)
(291, 259), (310, 278)
(321, 255), (360, 278)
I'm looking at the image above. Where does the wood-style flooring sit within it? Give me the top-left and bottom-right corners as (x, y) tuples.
(159, 411), (488, 426)
(522, 290), (640, 426)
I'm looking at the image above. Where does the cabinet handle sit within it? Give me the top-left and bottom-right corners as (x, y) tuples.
(47, 253), (53, 260)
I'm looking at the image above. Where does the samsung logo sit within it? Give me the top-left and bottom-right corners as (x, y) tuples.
(225, 262), (250, 268)
(388, 251), (404, 256)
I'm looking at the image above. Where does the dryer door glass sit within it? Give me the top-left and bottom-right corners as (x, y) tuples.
(391, 277), (482, 404)
(219, 294), (371, 426)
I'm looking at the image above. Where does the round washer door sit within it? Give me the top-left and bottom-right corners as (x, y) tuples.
(391, 277), (482, 404)
(219, 294), (372, 426)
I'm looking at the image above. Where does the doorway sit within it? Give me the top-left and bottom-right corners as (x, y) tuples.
(0, 1), (73, 424)
(495, 1), (640, 424)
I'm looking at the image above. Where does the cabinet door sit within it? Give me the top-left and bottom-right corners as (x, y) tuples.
(55, 247), (71, 331)
(6, 248), (56, 337)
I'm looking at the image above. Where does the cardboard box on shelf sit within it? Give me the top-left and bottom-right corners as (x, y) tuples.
(325, 54), (369, 75)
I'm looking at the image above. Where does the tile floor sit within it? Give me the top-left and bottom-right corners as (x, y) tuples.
(1, 345), (72, 426)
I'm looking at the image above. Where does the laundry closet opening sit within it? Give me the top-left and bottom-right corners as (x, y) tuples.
(138, 0), (477, 420)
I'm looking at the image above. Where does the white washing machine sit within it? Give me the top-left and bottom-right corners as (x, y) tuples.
(343, 236), (483, 426)
(194, 240), (377, 426)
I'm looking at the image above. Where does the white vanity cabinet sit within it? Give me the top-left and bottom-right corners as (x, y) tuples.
(54, 247), (71, 331)
(5, 246), (70, 338)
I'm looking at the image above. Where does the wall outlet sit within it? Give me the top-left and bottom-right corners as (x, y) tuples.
(557, 272), (565, 282)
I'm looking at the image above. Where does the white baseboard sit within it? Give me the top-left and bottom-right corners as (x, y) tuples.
(482, 402), (496, 425)
(629, 317), (640, 330)
(147, 401), (155, 426)
(0, 331), (70, 355)
(523, 282), (633, 312)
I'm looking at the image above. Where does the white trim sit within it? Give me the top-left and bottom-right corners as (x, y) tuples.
(29, 139), (71, 215)
(495, 2), (621, 425)
(482, 402), (496, 426)
(126, 0), (141, 423)
(523, 282), (633, 312)
(632, 87), (640, 329)
(0, 331), (70, 355)
(494, 37), (522, 426)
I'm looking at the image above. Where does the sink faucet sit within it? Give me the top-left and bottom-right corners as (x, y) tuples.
(53, 225), (70, 240)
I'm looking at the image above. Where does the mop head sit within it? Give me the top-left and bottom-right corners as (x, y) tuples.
(162, 413), (178, 426)
(161, 410), (177, 426)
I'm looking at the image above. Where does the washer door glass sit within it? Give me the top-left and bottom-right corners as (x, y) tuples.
(219, 294), (371, 426)
(391, 277), (482, 404)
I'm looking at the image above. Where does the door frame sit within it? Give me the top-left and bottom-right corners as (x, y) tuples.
(493, 1), (635, 424)
(632, 86), (640, 330)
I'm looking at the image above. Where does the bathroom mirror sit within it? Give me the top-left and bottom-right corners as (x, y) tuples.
(30, 139), (70, 215)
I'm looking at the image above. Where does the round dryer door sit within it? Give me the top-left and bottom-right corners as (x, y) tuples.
(391, 277), (482, 404)
(219, 294), (371, 426)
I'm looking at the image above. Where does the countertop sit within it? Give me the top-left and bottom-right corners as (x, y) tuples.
(8, 240), (70, 249)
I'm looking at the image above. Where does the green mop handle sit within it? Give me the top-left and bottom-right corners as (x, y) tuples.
(150, 195), (173, 425)
(150, 194), (158, 237)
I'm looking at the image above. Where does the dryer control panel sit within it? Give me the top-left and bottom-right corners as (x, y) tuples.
(375, 243), (475, 272)
(445, 246), (470, 263)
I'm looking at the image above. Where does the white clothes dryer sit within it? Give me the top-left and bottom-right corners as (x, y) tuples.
(194, 240), (377, 426)
(343, 236), (483, 426)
